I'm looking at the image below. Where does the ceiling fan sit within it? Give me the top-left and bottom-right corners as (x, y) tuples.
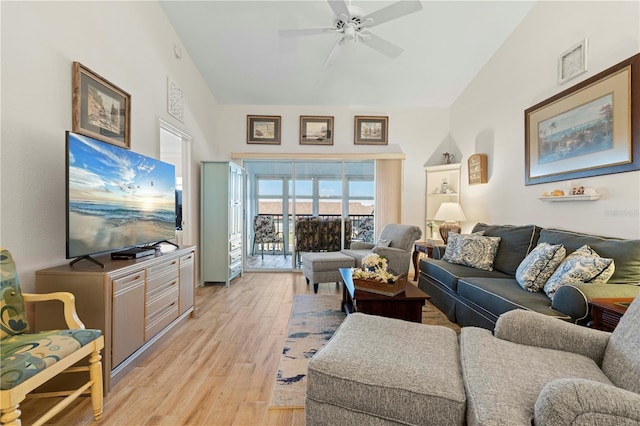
(279, 0), (423, 67)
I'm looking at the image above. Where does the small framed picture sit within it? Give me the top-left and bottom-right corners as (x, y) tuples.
(72, 62), (131, 149)
(354, 116), (388, 145)
(559, 38), (588, 84)
(247, 115), (281, 144)
(300, 116), (334, 145)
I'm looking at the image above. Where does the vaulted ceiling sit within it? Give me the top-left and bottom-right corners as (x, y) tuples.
(160, 1), (536, 107)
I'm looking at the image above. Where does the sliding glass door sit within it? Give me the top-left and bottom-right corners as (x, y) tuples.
(244, 160), (374, 271)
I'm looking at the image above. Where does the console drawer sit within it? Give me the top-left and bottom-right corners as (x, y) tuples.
(113, 270), (144, 293)
(230, 239), (242, 252)
(147, 263), (179, 293)
(145, 303), (179, 341)
(146, 283), (179, 318)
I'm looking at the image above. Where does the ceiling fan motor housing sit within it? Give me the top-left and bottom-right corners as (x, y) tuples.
(334, 5), (365, 31)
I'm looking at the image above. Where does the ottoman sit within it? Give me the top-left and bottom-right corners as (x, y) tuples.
(306, 313), (466, 425)
(301, 252), (355, 293)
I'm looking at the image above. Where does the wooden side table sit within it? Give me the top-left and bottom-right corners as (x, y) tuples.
(587, 298), (634, 332)
(412, 241), (435, 281)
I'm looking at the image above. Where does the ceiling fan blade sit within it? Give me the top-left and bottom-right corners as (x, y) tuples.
(323, 37), (347, 67)
(362, 0), (423, 28)
(327, 0), (350, 19)
(360, 32), (404, 59)
(278, 28), (333, 37)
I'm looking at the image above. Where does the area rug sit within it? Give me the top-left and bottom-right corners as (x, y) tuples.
(269, 295), (345, 409)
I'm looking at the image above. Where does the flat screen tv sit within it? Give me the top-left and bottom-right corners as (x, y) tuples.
(66, 131), (176, 265)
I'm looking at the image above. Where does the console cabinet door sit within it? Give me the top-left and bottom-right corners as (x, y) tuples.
(112, 271), (145, 367)
(179, 252), (195, 315)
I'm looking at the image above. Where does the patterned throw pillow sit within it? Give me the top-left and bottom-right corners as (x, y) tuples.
(441, 231), (484, 261)
(516, 243), (566, 292)
(1, 248), (30, 339)
(448, 234), (502, 271)
(544, 245), (615, 299)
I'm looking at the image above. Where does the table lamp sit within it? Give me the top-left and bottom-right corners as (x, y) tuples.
(433, 202), (466, 243)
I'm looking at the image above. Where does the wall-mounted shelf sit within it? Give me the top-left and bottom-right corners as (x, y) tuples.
(538, 194), (601, 202)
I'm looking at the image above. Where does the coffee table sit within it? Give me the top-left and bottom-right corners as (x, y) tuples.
(339, 268), (430, 323)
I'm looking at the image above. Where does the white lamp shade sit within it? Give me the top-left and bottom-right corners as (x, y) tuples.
(434, 202), (466, 222)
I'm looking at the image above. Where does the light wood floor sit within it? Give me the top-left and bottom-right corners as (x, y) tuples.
(19, 270), (457, 425)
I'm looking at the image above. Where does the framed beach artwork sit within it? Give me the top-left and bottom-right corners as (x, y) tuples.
(247, 115), (281, 144)
(525, 53), (639, 185)
(72, 62), (131, 149)
(300, 116), (334, 145)
(354, 116), (388, 145)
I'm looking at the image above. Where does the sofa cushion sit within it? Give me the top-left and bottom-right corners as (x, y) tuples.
(448, 234), (501, 271)
(458, 277), (563, 319)
(472, 223), (541, 276)
(460, 327), (613, 426)
(0, 328), (103, 389)
(516, 242), (566, 292)
(538, 229), (639, 285)
(422, 259), (510, 292)
(543, 245), (615, 299)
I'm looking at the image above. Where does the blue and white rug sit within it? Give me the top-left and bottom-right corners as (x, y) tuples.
(269, 295), (345, 409)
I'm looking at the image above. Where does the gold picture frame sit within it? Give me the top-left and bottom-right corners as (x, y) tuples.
(247, 115), (281, 144)
(72, 62), (131, 149)
(354, 116), (388, 145)
(300, 116), (334, 145)
(525, 53), (639, 185)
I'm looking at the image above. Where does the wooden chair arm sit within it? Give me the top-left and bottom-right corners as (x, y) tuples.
(23, 292), (86, 330)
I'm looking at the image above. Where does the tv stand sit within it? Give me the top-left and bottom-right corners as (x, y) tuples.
(35, 246), (196, 393)
(69, 255), (104, 268)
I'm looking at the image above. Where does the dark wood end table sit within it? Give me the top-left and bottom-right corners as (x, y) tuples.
(412, 241), (436, 281)
(339, 268), (430, 323)
(587, 298), (634, 332)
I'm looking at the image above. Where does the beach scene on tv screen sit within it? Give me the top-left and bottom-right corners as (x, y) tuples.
(68, 133), (176, 257)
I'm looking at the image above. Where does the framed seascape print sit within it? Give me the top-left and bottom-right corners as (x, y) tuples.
(72, 62), (131, 149)
(300, 116), (334, 145)
(525, 53), (640, 185)
(354, 116), (388, 145)
(247, 115), (281, 144)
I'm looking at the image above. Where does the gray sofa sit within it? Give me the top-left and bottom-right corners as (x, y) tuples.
(341, 223), (422, 275)
(307, 297), (640, 425)
(418, 223), (640, 330)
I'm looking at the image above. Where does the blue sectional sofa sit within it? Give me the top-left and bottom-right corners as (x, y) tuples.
(418, 223), (640, 330)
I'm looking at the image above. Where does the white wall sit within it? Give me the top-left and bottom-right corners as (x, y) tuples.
(1, 1), (218, 292)
(214, 105), (450, 237)
(450, 1), (640, 238)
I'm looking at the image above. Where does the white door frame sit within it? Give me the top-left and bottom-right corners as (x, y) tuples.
(158, 118), (193, 246)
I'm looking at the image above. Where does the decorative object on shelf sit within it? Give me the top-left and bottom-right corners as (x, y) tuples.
(300, 116), (334, 145)
(247, 115), (281, 144)
(525, 53), (639, 185)
(352, 253), (407, 296)
(538, 194), (601, 202)
(468, 153), (488, 185)
(354, 116), (388, 145)
(442, 152), (455, 164)
(167, 78), (184, 122)
(426, 220), (439, 239)
(559, 38), (588, 84)
(434, 202), (466, 244)
(72, 62), (131, 149)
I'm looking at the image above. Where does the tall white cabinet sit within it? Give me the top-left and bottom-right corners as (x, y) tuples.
(425, 163), (461, 238)
(201, 161), (244, 286)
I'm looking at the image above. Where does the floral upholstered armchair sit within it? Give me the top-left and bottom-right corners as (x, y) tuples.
(252, 215), (286, 260)
(0, 248), (104, 426)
